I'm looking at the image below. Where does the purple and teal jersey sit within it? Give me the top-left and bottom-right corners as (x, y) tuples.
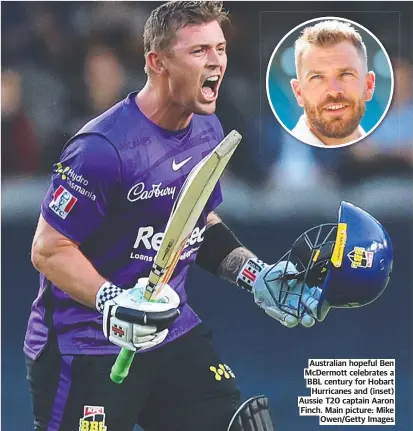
(24, 91), (224, 359)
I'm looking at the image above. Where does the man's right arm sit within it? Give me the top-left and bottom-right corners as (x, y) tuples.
(31, 214), (106, 308)
(32, 213), (180, 352)
(34, 134), (180, 352)
(33, 134), (121, 309)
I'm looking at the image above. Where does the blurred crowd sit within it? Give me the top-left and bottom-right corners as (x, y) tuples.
(2, 1), (412, 188)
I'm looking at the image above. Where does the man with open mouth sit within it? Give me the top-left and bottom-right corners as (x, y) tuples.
(24, 2), (279, 431)
(290, 19), (376, 147)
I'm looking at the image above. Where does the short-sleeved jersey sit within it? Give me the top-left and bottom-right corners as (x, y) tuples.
(24, 91), (224, 359)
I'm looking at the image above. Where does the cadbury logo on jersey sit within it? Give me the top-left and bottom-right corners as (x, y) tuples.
(127, 182), (176, 202)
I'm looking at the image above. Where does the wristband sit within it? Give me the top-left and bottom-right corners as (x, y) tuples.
(236, 257), (267, 292)
(96, 281), (122, 313)
(196, 222), (243, 275)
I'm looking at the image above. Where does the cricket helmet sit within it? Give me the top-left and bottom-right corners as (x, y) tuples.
(268, 201), (393, 322)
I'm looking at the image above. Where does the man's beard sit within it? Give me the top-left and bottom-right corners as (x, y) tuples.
(303, 95), (366, 139)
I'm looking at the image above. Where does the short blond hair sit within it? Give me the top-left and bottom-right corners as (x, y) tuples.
(295, 20), (367, 75)
(143, 1), (229, 56)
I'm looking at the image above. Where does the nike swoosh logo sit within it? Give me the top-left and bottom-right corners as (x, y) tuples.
(172, 157), (192, 171)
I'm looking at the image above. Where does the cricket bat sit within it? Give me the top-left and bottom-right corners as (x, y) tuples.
(110, 130), (242, 384)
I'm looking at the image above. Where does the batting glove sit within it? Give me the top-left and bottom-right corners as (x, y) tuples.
(236, 258), (321, 328)
(96, 278), (180, 351)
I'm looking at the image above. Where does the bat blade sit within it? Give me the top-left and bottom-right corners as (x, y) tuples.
(145, 129), (242, 299)
(110, 130), (242, 384)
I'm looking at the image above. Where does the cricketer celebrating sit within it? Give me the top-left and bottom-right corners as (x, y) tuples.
(24, 3), (393, 431)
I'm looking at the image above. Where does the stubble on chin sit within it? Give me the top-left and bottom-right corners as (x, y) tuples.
(193, 100), (217, 116)
(303, 98), (366, 139)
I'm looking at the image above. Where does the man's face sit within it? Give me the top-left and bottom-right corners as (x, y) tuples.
(161, 20), (227, 115)
(291, 41), (375, 140)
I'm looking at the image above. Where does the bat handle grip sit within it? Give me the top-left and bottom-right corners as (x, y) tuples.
(110, 348), (135, 384)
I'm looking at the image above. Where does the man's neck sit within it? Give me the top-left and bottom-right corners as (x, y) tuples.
(136, 82), (193, 131)
(305, 116), (362, 146)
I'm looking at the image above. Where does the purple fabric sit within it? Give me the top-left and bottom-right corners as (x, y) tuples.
(25, 91), (224, 358)
(47, 355), (73, 431)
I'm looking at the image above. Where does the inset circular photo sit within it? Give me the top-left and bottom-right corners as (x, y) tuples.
(266, 17), (394, 148)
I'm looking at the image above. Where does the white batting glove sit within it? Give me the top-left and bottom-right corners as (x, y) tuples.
(96, 278), (180, 351)
(236, 258), (321, 328)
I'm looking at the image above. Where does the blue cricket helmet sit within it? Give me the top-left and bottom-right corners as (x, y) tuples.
(316, 201), (393, 320)
(270, 201), (393, 322)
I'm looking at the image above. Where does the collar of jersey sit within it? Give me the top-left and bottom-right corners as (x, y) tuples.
(126, 91), (194, 147)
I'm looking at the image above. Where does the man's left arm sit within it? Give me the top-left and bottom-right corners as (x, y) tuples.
(204, 212), (255, 282)
(196, 212), (320, 328)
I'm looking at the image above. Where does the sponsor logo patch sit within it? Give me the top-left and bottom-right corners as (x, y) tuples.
(54, 163), (89, 186)
(172, 157), (192, 171)
(130, 225), (205, 262)
(112, 324), (126, 339)
(209, 364), (236, 381)
(347, 246), (374, 269)
(53, 163), (96, 201)
(79, 405), (107, 431)
(127, 182), (176, 202)
(49, 186), (77, 219)
(331, 223), (347, 268)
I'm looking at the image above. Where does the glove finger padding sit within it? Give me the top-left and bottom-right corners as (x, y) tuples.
(134, 335), (157, 344)
(299, 312), (316, 328)
(284, 283), (317, 327)
(132, 323), (157, 338)
(301, 286), (322, 319)
(263, 305), (299, 328)
(281, 295), (315, 328)
(133, 323), (163, 346)
(134, 329), (169, 351)
(114, 306), (180, 331)
(253, 260), (320, 328)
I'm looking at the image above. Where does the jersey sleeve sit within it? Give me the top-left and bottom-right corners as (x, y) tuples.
(41, 134), (121, 243)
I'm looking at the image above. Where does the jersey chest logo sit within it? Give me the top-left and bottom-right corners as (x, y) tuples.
(127, 182), (176, 202)
(172, 157), (192, 171)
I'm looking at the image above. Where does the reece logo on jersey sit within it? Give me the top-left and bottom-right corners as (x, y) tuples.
(130, 225), (206, 262)
(49, 186), (77, 219)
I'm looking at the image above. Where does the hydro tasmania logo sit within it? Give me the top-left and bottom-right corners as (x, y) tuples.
(53, 163), (96, 201)
(79, 406), (107, 431)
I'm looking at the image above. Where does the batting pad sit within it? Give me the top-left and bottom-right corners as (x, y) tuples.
(227, 396), (274, 431)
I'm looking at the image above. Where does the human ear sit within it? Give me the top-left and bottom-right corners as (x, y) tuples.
(365, 71), (375, 101)
(146, 52), (167, 75)
(291, 79), (304, 107)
